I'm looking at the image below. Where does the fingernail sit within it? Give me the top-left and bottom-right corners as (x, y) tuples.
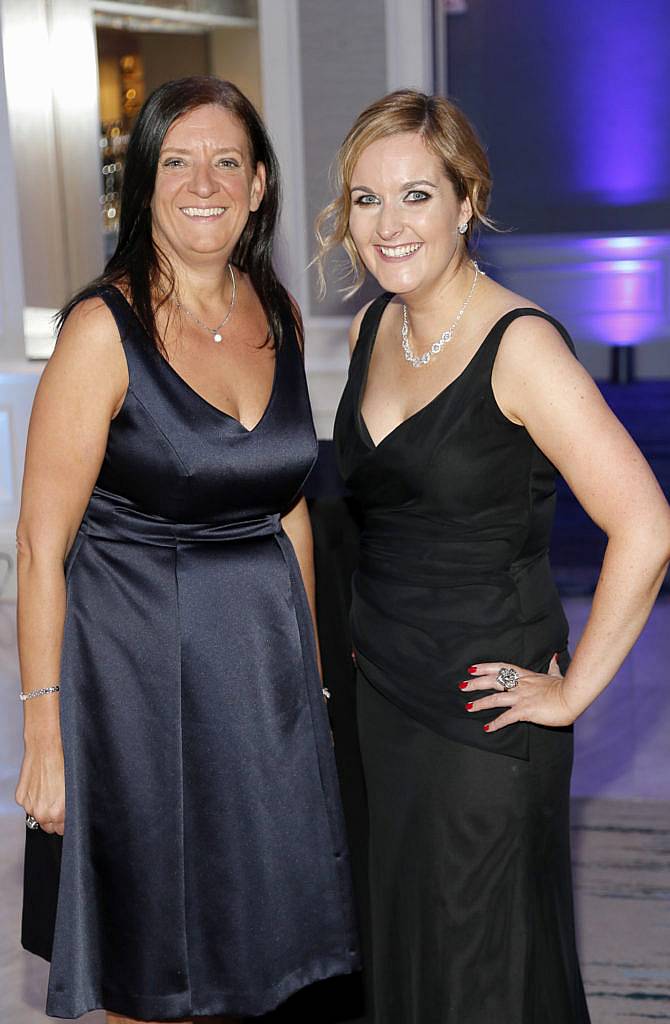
(458, 681), (469, 690)
(465, 702), (474, 710)
(467, 666), (478, 675)
(483, 724), (490, 732)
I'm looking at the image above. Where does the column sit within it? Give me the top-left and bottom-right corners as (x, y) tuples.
(258, 0), (434, 438)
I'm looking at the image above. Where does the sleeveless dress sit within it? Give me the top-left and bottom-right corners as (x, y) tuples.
(333, 294), (591, 1024)
(22, 286), (360, 1020)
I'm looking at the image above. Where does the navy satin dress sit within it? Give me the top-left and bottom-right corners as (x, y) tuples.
(23, 286), (359, 1020)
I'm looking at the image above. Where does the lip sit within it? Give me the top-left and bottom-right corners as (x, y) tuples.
(180, 206), (227, 222)
(374, 242), (423, 263)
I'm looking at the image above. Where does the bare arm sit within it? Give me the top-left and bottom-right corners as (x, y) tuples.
(15, 299), (128, 832)
(464, 317), (670, 730)
(281, 496), (323, 678)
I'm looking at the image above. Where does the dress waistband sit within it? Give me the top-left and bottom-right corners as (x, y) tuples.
(81, 487), (282, 546)
(359, 526), (550, 587)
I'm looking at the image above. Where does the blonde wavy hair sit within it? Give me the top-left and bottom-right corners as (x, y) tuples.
(314, 89), (494, 298)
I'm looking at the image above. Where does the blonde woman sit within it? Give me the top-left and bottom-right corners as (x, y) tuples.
(316, 90), (670, 1024)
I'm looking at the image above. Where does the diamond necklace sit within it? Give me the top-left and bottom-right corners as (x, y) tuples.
(174, 263), (236, 343)
(401, 261), (482, 368)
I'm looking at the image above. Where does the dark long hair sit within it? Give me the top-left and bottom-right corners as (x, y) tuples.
(58, 76), (299, 350)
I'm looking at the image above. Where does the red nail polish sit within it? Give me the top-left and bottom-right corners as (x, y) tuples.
(458, 681), (469, 690)
(465, 702), (474, 710)
(483, 724), (490, 732)
(467, 666), (478, 675)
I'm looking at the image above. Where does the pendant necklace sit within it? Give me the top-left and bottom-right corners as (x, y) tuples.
(174, 263), (236, 343)
(401, 260), (483, 368)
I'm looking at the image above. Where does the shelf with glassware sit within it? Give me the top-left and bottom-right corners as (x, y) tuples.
(100, 120), (129, 261)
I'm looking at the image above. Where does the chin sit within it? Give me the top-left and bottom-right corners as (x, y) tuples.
(370, 264), (422, 296)
(188, 243), (231, 257)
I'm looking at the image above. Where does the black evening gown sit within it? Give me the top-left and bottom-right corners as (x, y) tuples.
(333, 294), (591, 1024)
(21, 286), (360, 1020)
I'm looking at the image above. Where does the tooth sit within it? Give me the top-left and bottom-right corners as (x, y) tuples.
(380, 243), (420, 256)
(183, 207), (225, 216)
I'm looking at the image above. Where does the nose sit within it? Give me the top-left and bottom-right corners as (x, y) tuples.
(375, 203), (403, 241)
(188, 160), (217, 198)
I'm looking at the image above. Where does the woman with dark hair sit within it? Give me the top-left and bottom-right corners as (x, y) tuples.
(16, 76), (359, 1023)
(316, 89), (670, 1023)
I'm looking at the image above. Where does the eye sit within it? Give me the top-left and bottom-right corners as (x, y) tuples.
(162, 158), (185, 168)
(353, 194), (380, 206)
(405, 190), (430, 202)
(217, 158), (240, 168)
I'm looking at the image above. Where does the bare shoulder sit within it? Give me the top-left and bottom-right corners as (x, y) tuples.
(476, 276), (570, 368)
(495, 308), (579, 381)
(43, 295), (128, 409)
(56, 295), (121, 352)
(482, 279), (542, 322)
(492, 310), (602, 428)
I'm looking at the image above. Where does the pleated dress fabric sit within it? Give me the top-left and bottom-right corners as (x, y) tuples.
(22, 285), (360, 1020)
(333, 294), (591, 1024)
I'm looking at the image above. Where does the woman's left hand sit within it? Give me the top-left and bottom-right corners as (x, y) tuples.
(460, 655), (580, 732)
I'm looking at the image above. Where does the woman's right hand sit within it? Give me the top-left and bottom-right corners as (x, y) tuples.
(16, 726), (65, 835)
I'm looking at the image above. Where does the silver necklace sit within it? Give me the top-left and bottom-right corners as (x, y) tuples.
(401, 261), (482, 368)
(175, 263), (236, 343)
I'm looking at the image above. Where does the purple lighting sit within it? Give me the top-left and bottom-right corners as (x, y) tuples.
(568, 0), (670, 206)
(481, 233), (670, 349)
(589, 237), (661, 255)
(570, 237), (666, 346)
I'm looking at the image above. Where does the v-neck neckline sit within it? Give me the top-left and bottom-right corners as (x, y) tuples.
(356, 298), (535, 451)
(109, 285), (280, 434)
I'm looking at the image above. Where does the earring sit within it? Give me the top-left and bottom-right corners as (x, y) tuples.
(458, 222), (469, 235)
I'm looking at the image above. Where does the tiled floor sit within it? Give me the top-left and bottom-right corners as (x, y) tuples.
(572, 799), (670, 1024)
(2, 597), (669, 1022)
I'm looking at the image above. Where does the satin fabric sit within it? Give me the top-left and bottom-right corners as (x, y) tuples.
(23, 286), (359, 1019)
(334, 297), (576, 760)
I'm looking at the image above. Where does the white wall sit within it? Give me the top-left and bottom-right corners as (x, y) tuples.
(1, 0), (103, 310)
(209, 26), (262, 113)
(0, 1), (25, 360)
(0, 3), (42, 601)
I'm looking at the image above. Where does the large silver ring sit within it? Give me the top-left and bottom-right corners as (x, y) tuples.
(26, 815), (39, 830)
(497, 667), (520, 691)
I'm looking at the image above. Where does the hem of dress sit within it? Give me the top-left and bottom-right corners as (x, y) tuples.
(44, 953), (361, 1020)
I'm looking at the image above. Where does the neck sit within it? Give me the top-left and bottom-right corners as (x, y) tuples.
(154, 237), (236, 312)
(403, 256), (476, 341)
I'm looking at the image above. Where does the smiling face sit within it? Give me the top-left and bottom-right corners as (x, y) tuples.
(151, 103), (265, 265)
(348, 131), (472, 299)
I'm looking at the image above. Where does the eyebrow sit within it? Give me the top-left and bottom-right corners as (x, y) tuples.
(350, 178), (438, 193)
(161, 146), (244, 157)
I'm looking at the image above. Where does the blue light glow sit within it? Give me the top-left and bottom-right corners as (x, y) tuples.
(568, 0), (670, 206)
(570, 238), (665, 346)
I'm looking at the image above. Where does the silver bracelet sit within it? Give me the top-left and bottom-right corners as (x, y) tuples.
(19, 684), (60, 702)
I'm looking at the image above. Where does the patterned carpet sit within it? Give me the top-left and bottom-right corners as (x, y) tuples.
(573, 799), (670, 1023)
(2, 798), (668, 1023)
